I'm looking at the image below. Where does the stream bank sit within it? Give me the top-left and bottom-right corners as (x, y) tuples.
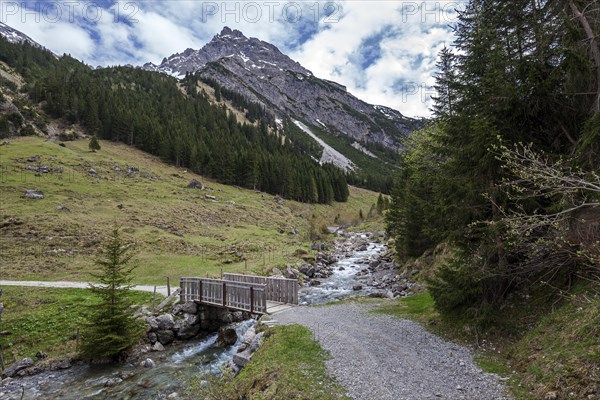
(1, 232), (396, 399)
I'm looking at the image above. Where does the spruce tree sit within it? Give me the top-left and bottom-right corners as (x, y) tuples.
(89, 135), (101, 152)
(80, 228), (144, 360)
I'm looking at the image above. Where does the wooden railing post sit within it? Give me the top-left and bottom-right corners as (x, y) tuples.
(250, 287), (254, 313)
(222, 281), (227, 307)
(199, 280), (203, 302)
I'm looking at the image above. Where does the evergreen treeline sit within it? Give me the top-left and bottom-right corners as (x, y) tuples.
(0, 37), (348, 204)
(386, 0), (600, 323)
(196, 75), (273, 124)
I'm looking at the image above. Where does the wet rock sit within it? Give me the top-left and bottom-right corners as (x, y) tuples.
(177, 324), (200, 340)
(310, 280), (321, 286)
(352, 285), (363, 291)
(156, 330), (175, 345)
(105, 377), (123, 387)
(213, 328), (237, 348)
(141, 358), (155, 368)
(23, 190), (44, 200)
(151, 342), (165, 352)
(2, 358), (33, 378)
(118, 371), (136, 380)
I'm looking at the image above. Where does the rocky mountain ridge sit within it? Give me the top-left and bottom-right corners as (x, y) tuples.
(0, 23), (47, 50)
(143, 27), (424, 151)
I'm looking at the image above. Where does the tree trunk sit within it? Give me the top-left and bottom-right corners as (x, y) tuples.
(570, 0), (600, 115)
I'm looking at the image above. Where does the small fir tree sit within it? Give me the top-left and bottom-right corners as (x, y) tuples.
(89, 135), (101, 152)
(376, 193), (384, 214)
(80, 228), (143, 360)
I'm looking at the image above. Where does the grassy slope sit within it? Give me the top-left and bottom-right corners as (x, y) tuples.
(0, 137), (381, 284)
(187, 325), (349, 400)
(0, 286), (156, 365)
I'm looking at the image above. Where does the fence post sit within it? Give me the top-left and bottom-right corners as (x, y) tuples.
(250, 287), (254, 313)
(152, 286), (157, 310)
(222, 282), (227, 307)
(166, 276), (171, 297)
(0, 344), (5, 373)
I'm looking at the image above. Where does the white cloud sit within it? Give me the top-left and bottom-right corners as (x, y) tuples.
(5, 1), (466, 117)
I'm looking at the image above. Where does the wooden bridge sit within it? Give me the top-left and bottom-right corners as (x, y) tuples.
(179, 273), (298, 314)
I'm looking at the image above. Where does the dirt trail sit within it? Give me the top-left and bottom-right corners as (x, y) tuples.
(0, 280), (169, 296)
(274, 303), (511, 400)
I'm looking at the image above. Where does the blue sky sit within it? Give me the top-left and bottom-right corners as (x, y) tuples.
(1, 1), (466, 117)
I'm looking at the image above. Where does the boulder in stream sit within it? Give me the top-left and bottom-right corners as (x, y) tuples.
(141, 358), (155, 368)
(156, 329), (175, 345)
(213, 328), (237, 348)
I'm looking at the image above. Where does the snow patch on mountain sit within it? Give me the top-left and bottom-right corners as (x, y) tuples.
(293, 120), (355, 172)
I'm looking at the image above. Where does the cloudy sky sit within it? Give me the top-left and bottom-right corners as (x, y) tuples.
(2, 1), (466, 117)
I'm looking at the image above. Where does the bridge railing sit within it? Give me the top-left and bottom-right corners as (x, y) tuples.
(223, 273), (298, 305)
(179, 277), (267, 314)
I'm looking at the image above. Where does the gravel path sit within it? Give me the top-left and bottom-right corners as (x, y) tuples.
(0, 280), (169, 296)
(274, 303), (511, 400)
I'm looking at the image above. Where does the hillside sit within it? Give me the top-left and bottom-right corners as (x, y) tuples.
(0, 137), (382, 285)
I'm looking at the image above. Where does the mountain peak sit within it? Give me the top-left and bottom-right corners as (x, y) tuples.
(0, 22), (45, 50)
(218, 26), (245, 38)
(140, 27), (423, 150)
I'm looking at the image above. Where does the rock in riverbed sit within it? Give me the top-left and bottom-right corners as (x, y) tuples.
(213, 328), (237, 348)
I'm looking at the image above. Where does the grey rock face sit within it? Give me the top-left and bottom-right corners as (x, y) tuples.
(143, 27), (423, 152)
